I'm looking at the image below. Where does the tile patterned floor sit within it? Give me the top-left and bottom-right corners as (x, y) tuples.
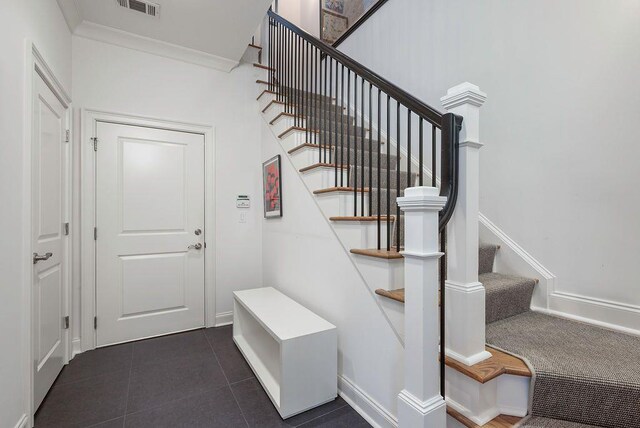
(35, 326), (371, 428)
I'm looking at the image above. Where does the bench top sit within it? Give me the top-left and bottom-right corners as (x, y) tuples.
(234, 287), (336, 342)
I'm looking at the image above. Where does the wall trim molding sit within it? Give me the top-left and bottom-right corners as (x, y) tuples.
(14, 414), (29, 428)
(543, 293), (640, 336)
(215, 311), (234, 327)
(338, 375), (398, 428)
(73, 21), (239, 73)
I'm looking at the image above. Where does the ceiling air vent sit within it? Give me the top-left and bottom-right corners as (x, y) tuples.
(116, 0), (160, 18)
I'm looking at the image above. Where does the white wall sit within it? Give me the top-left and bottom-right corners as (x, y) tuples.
(336, 0), (640, 329)
(0, 1), (72, 426)
(72, 37), (264, 339)
(260, 121), (403, 425)
(277, 0), (320, 37)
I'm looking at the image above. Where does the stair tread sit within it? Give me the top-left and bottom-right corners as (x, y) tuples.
(445, 346), (532, 384)
(299, 163), (347, 173)
(517, 417), (599, 428)
(329, 215), (395, 221)
(481, 272), (537, 324)
(350, 248), (403, 259)
(253, 63), (274, 71)
(487, 311), (640, 426)
(248, 43), (262, 49)
(375, 288), (405, 303)
(479, 243), (499, 275)
(447, 406), (522, 428)
(313, 186), (369, 194)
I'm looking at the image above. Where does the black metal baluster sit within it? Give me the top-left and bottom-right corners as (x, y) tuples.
(340, 65), (345, 187)
(386, 94), (390, 252)
(328, 58), (333, 168)
(268, 18), (272, 91)
(368, 83), (373, 218)
(353, 74), (358, 215)
(407, 111), (412, 187)
(432, 125), (437, 187)
(360, 78), (365, 216)
(419, 118), (424, 186)
(324, 55), (328, 164)
(377, 89), (381, 250)
(396, 102), (401, 251)
(304, 41), (308, 144)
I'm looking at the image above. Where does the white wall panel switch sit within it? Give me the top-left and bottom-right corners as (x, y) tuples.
(237, 195), (250, 208)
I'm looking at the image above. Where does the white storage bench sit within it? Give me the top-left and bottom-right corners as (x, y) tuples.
(233, 287), (337, 418)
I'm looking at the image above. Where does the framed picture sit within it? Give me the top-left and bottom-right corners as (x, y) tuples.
(263, 155), (282, 218)
(324, 0), (344, 14)
(321, 9), (348, 44)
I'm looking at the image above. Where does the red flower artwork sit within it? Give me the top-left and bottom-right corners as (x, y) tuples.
(263, 155), (282, 217)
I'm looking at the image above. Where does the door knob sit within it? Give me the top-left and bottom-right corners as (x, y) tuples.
(194, 228), (202, 236)
(188, 243), (202, 250)
(33, 252), (53, 264)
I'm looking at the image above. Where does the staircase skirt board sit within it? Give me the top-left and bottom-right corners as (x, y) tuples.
(487, 311), (640, 428)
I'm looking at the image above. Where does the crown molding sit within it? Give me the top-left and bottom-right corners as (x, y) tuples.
(56, 0), (83, 32)
(74, 21), (239, 73)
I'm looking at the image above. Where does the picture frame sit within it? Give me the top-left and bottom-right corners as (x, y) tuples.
(321, 9), (349, 44)
(263, 155), (283, 218)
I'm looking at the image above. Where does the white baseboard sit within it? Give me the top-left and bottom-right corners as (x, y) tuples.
(338, 375), (398, 428)
(72, 338), (82, 358)
(14, 414), (29, 428)
(215, 311), (233, 327)
(540, 294), (640, 336)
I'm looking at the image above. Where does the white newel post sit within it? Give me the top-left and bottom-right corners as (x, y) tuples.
(397, 187), (447, 428)
(440, 83), (491, 366)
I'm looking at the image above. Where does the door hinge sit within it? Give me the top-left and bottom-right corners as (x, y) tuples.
(94, 227), (97, 240)
(94, 316), (97, 329)
(64, 222), (70, 236)
(65, 129), (70, 143)
(64, 316), (70, 329)
(204, 242), (207, 249)
(91, 137), (98, 151)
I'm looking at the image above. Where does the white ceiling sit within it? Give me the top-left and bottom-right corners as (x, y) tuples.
(57, 0), (272, 71)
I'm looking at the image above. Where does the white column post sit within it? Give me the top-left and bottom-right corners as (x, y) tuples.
(397, 187), (447, 428)
(440, 82), (491, 366)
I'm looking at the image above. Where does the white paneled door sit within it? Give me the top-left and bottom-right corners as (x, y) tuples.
(96, 123), (205, 346)
(32, 72), (68, 410)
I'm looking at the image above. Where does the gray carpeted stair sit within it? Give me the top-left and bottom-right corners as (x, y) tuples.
(482, 245), (640, 428)
(479, 243), (499, 274)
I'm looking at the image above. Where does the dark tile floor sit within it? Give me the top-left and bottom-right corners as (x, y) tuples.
(35, 326), (371, 428)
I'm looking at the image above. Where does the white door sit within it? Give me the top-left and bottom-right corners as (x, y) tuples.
(96, 123), (205, 346)
(32, 72), (68, 409)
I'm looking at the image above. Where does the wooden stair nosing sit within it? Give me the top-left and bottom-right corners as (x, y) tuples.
(329, 215), (394, 222)
(350, 248), (403, 259)
(300, 163), (347, 173)
(262, 100), (286, 113)
(288, 142), (333, 154)
(313, 186), (370, 195)
(375, 288), (405, 303)
(447, 406), (522, 428)
(257, 89), (278, 101)
(253, 63), (275, 71)
(248, 43), (263, 50)
(445, 347), (531, 384)
(278, 126), (320, 139)
(271, 112), (304, 126)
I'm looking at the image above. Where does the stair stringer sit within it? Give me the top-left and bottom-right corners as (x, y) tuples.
(260, 117), (402, 428)
(258, 90), (406, 342)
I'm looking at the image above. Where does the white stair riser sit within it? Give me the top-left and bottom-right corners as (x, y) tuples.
(290, 147), (322, 170)
(279, 129), (307, 148)
(242, 47), (261, 65)
(300, 167), (345, 191)
(332, 221), (392, 250)
(262, 102), (285, 123)
(315, 192), (369, 218)
(270, 116), (303, 137)
(352, 256), (404, 298)
(258, 92), (278, 111)
(445, 369), (530, 424)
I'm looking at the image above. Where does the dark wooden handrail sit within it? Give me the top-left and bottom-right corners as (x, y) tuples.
(268, 9), (444, 127)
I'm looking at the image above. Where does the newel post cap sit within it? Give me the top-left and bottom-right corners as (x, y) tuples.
(441, 82), (487, 110)
(397, 186), (447, 211)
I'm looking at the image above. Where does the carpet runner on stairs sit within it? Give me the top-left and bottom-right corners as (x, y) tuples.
(482, 244), (640, 428)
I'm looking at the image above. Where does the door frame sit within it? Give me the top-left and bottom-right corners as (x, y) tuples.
(23, 41), (73, 425)
(80, 109), (216, 352)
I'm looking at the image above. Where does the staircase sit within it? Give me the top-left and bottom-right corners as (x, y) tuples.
(248, 9), (640, 428)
